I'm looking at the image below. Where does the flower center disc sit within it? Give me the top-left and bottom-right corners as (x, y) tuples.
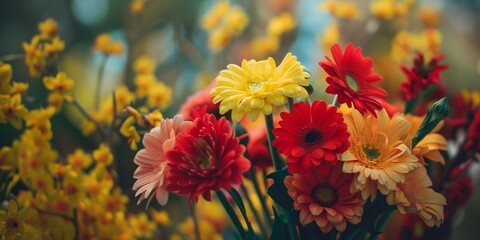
(363, 145), (381, 161)
(346, 75), (359, 91)
(300, 128), (323, 148)
(311, 184), (338, 207)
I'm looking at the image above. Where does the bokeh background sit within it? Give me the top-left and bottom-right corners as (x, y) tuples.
(1, 0), (480, 239)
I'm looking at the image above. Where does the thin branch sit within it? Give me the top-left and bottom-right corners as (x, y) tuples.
(0, 54), (25, 62)
(70, 96), (108, 139)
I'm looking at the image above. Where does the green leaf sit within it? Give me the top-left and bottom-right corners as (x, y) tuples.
(270, 207), (289, 240)
(266, 168), (293, 214)
(234, 123), (249, 146)
(228, 188), (255, 239)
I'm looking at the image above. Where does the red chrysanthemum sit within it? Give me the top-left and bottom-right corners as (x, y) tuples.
(273, 100), (350, 174)
(166, 113), (251, 205)
(285, 163), (364, 233)
(465, 107), (480, 153)
(318, 43), (387, 115)
(401, 52), (448, 100)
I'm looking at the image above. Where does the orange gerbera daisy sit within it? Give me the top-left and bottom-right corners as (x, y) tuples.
(387, 166), (446, 227)
(340, 109), (420, 200)
(405, 115), (447, 165)
(132, 115), (192, 206)
(285, 163), (364, 233)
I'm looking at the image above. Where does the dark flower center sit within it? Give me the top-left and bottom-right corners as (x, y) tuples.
(7, 217), (20, 229)
(346, 75), (359, 92)
(300, 127), (323, 148)
(311, 184), (338, 207)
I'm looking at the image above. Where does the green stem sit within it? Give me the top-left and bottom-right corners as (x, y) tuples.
(332, 94), (339, 107)
(404, 98), (417, 114)
(241, 184), (269, 239)
(190, 204), (201, 240)
(71, 97), (108, 139)
(264, 114), (282, 170)
(287, 98), (294, 111)
(369, 207), (395, 240)
(216, 191), (248, 240)
(94, 56), (108, 110)
(249, 169), (273, 228)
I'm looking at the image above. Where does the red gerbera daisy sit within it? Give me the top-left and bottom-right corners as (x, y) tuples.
(401, 52), (448, 100)
(166, 113), (251, 205)
(273, 100), (350, 174)
(284, 162), (364, 233)
(318, 43), (387, 115)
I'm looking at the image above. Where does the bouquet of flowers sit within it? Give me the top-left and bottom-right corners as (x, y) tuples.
(0, 0), (478, 239)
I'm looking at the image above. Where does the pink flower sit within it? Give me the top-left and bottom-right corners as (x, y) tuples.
(132, 115), (192, 206)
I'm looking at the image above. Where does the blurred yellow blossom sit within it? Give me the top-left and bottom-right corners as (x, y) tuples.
(47, 92), (64, 112)
(38, 18), (58, 40)
(134, 74), (156, 97)
(370, 0), (395, 19)
(68, 149), (93, 170)
(250, 36), (280, 58)
(201, 0), (230, 31)
(94, 33), (124, 55)
(0, 201), (30, 239)
(43, 37), (65, 58)
(147, 82), (172, 109)
(93, 144), (113, 166)
(0, 61), (12, 94)
(9, 82), (29, 96)
(321, 23), (340, 52)
(224, 7), (249, 36)
(151, 210), (170, 226)
(145, 110), (163, 127)
(0, 94), (28, 129)
(178, 217), (223, 240)
(80, 120), (97, 136)
(131, 0), (146, 15)
(267, 12), (297, 37)
(420, 8), (439, 27)
(128, 213), (156, 238)
(43, 72), (74, 102)
(24, 107), (55, 140)
(134, 55), (156, 75)
(321, 1), (359, 19)
(22, 36), (45, 77)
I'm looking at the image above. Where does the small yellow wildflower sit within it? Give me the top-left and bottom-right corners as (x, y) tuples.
(9, 82), (29, 96)
(95, 85), (135, 123)
(0, 61), (12, 94)
(134, 74), (156, 97)
(208, 28), (232, 52)
(94, 33), (124, 55)
(129, 213), (156, 239)
(178, 217), (223, 240)
(211, 52), (310, 121)
(394, 3), (408, 17)
(461, 89), (480, 107)
(43, 37), (65, 59)
(22, 36), (46, 77)
(47, 92), (64, 112)
(80, 120), (97, 136)
(43, 72), (74, 102)
(267, 12), (297, 37)
(250, 36), (280, 58)
(131, 0), (146, 15)
(0, 201), (30, 239)
(120, 116), (141, 150)
(420, 8), (439, 27)
(68, 149), (93, 170)
(224, 7), (249, 36)
(0, 94), (28, 129)
(134, 55), (156, 75)
(38, 18), (58, 40)
(147, 82), (172, 109)
(93, 144), (113, 166)
(150, 210), (170, 226)
(321, 23), (340, 52)
(145, 110), (163, 127)
(321, 1), (358, 19)
(25, 107), (56, 140)
(201, 0), (230, 31)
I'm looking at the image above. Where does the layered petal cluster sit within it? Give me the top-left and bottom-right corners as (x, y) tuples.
(386, 167), (446, 227)
(166, 114), (251, 205)
(285, 163), (364, 233)
(273, 100), (350, 173)
(340, 109), (420, 200)
(405, 115), (447, 165)
(210, 53), (310, 122)
(401, 52), (448, 100)
(318, 43), (387, 115)
(132, 115), (192, 206)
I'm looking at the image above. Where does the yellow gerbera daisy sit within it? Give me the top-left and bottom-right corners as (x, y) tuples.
(406, 115), (447, 165)
(340, 108), (420, 200)
(386, 166), (446, 227)
(210, 53), (310, 122)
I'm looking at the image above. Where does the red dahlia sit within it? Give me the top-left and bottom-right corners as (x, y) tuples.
(166, 113), (251, 205)
(401, 52), (448, 100)
(318, 43), (387, 115)
(273, 100), (350, 173)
